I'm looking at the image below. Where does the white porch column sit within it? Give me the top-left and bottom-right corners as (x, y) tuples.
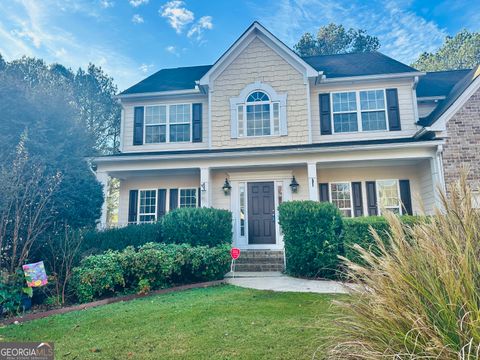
(307, 162), (318, 201)
(200, 167), (211, 207)
(96, 171), (109, 229)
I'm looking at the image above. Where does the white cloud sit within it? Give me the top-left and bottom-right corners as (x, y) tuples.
(129, 0), (148, 7)
(132, 14), (144, 24)
(187, 16), (213, 40)
(0, 0), (143, 90)
(160, 0), (194, 34)
(99, 0), (114, 9)
(257, 0), (447, 64)
(165, 45), (179, 56)
(139, 63), (154, 73)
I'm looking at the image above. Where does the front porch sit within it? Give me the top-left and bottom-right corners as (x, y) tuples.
(96, 143), (444, 252)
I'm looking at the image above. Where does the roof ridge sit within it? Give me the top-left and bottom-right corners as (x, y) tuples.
(425, 69), (472, 74)
(301, 51), (381, 59)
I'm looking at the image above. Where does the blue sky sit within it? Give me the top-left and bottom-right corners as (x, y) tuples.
(0, 0), (478, 91)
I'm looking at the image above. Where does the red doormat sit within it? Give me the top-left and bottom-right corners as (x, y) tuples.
(1, 280), (225, 326)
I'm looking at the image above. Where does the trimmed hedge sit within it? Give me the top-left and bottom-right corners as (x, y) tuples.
(343, 215), (424, 265)
(278, 201), (343, 279)
(162, 207), (232, 247)
(82, 208), (232, 254)
(70, 243), (231, 303)
(82, 223), (162, 255)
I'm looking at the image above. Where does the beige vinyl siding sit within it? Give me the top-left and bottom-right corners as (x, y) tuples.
(317, 163), (428, 215)
(118, 173), (200, 224)
(121, 95), (209, 153)
(211, 37), (309, 148)
(418, 159), (435, 214)
(417, 101), (438, 118)
(311, 79), (420, 143)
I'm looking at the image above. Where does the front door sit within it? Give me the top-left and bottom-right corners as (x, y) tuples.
(247, 182), (276, 244)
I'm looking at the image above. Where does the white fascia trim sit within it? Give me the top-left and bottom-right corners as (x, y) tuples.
(93, 140), (444, 164)
(428, 74), (480, 132)
(116, 88), (201, 100)
(320, 72), (425, 83)
(199, 22), (318, 86)
(417, 96), (446, 101)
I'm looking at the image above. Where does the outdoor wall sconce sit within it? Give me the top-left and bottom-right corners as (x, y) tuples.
(289, 176), (299, 193)
(222, 178), (232, 195)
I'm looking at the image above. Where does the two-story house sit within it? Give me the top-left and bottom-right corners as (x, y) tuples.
(93, 22), (480, 254)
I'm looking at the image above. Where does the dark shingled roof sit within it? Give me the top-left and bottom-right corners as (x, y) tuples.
(120, 52), (419, 95)
(121, 65), (212, 95)
(302, 51), (418, 78)
(416, 69), (471, 98)
(418, 66), (480, 127)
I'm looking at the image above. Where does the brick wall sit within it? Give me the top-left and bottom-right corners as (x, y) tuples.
(442, 87), (480, 188)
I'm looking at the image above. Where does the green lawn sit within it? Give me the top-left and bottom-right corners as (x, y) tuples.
(0, 285), (342, 359)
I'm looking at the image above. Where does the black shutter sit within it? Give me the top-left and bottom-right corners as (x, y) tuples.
(192, 103), (202, 143)
(128, 190), (138, 223)
(319, 183), (329, 202)
(197, 187), (201, 207)
(157, 189), (167, 218)
(133, 106), (144, 145)
(351, 182), (364, 217)
(386, 89), (401, 131)
(319, 94), (332, 135)
(399, 180), (413, 215)
(366, 181), (378, 216)
(169, 189), (178, 211)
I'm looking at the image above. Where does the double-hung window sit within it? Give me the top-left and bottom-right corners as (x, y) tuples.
(144, 104), (191, 144)
(329, 182), (353, 217)
(179, 188), (197, 208)
(377, 180), (401, 214)
(332, 92), (358, 133)
(331, 89), (388, 133)
(145, 106), (167, 143)
(360, 90), (387, 131)
(138, 190), (156, 223)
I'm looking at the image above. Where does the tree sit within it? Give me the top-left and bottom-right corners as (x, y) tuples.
(0, 135), (61, 272)
(294, 23), (380, 57)
(411, 29), (480, 71)
(0, 56), (103, 233)
(74, 64), (121, 154)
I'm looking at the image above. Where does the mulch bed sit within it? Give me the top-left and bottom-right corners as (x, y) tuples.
(1, 280), (225, 326)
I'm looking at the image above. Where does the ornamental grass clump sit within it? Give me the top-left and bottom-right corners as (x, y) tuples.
(328, 174), (480, 359)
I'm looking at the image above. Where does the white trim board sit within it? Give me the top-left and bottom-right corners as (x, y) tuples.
(199, 22), (318, 87)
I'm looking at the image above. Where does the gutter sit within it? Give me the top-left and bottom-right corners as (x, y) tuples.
(115, 88), (202, 100)
(92, 139), (444, 164)
(318, 71), (426, 84)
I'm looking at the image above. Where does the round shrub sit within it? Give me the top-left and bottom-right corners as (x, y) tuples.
(161, 208), (232, 247)
(278, 201), (343, 279)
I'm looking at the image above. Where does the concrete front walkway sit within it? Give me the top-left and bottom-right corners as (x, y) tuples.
(225, 272), (351, 294)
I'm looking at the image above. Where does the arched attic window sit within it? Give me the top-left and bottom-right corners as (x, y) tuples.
(230, 83), (287, 138)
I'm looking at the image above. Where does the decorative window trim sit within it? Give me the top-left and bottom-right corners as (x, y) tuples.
(144, 103), (192, 144)
(331, 89), (389, 134)
(178, 187), (198, 208)
(138, 189), (157, 224)
(376, 179), (402, 215)
(230, 82), (287, 138)
(329, 182), (354, 217)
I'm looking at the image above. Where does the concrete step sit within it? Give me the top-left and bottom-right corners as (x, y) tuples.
(224, 271), (284, 278)
(235, 257), (284, 265)
(234, 263), (284, 272)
